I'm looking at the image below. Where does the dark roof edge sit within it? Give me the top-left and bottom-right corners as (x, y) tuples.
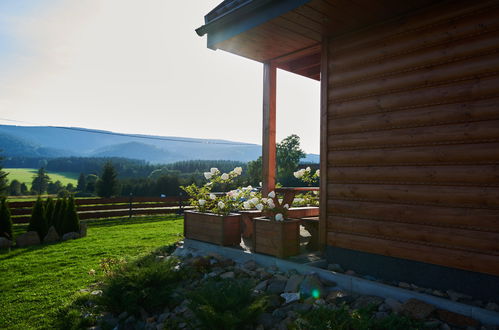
(196, 0), (311, 50)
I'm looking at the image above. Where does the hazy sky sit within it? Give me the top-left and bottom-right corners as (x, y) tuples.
(0, 1), (320, 153)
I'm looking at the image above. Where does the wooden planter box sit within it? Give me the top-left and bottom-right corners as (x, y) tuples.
(184, 210), (241, 246)
(252, 217), (301, 258)
(239, 210), (263, 238)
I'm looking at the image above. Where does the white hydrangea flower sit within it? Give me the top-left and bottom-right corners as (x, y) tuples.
(283, 204), (289, 209)
(209, 193), (216, 200)
(255, 203), (264, 211)
(268, 191), (275, 198)
(306, 166), (311, 172)
(250, 191), (256, 197)
(261, 198), (268, 204)
(259, 182), (262, 187)
(275, 213), (284, 221)
(233, 167), (243, 175)
(267, 200), (275, 209)
(198, 199), (206, 206)
(315, 169), (320, 177)
(210, 167), (219, 174)
(218, 201), (225, 209)
(221, 173), (229, 180)
(294, 169), (306, 178)
(204, 172), (213, 180)
(243, 201), (251, 209)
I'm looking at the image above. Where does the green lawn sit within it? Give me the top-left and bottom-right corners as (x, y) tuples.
(5, 168), (79, 189)
(0, 215), (184, 329)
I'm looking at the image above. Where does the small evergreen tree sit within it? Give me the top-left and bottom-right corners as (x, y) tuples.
(0, 153), (8, 196)
(31, 168), (50, 195)
(62, 196), (80, 234)
(9, 180), (22, 196)
(77, 173), (87, 192)
(44, 198), (55, 228)
(20, 183), (29, 195)
(28, 197), (47, 240)
(0, 197), (13, 240)
(97, 162), (119, 198)
(53, 198), (66, 236)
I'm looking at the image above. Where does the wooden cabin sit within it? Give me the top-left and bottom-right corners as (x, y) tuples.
(196, 0), (499, 300)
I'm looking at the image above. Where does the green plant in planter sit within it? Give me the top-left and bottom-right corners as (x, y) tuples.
(188, 278), (267, 330)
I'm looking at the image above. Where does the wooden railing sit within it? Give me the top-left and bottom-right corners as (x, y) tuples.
(9, 196), (190, 223)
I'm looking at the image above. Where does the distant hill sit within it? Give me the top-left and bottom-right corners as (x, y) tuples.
(0, 125), (319, 164)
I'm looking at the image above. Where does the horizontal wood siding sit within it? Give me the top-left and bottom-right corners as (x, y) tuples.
(326, 1), (499, 276)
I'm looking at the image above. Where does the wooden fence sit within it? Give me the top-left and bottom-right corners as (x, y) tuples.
(9, 196), (190, 224)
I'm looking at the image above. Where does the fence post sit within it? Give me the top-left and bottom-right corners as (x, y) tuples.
(178, 192), (183, 215)
(129, 193), (133, 219)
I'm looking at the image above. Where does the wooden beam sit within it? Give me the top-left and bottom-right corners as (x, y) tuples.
(319, 37), (329, 250)
(262, 62), (277, 196)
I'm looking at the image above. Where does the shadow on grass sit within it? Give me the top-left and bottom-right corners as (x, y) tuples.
(85, 214), (183, 228)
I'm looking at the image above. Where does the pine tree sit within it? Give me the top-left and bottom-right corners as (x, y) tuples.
(44, 198), (55, 228)
(0, 154), (8, 196)
(31, 168), (50, 195)
(62, 196), (80, 234)
(76, 173), (87, 192)
(97, 162), (119, 198)
(0, 197), (13, 240)
(53, 198), (66, 236)
(28, 197), (47, 240)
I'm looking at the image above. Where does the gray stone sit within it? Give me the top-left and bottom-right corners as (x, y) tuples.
(433, 290), (446, 297)
(385, 297), (403, 313)
(62, 232), (80, 241)
(281, 292), (300, 305)
(267, 279), (287, 294)
(446, 290), (472, 302)
(284, 275), (303, 292)
(91, 290), (103, 295)
(101, 314), (119, 327)
(16, 231), (40, 247)
(327, 263), (344, 272)
(0, 237), (12, 248)
(272, 308), (287, 320)
(79, 222), (87, 237)
(401, 298), (436, 320)
(243, 259), (257, 271)
(440, 323), (451, 330)
(254, 279), (268, 291)
(485, 302), (499, 312)
(157, 313), (170, 323)
(398, 282), (411, 289)
(352, 295), (383, 310)
(43, 226), (59, 243)
(326, 290), (352, 304)
(119, 311), (129, 320)
(267, 294), (282, 309)
(220, 271), (235, 279)
(299, 273), (324, 298)
(293, 303), (312, 312)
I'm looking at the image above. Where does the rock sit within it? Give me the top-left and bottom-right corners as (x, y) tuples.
(436, 309), (480, 328)
(352, 295), (384, 310)
(119, 311), (129, 320)
(272, 308), (287, 320)
(433, 290), (446, 297)
(62, 232), (80, 241)
(284, 275), (304, 292)
(293, 303), (312, 312)
(327, 263), (344, 272)
(90, 290), (103, 295)
(345, 270), (356, 275)
(16, 231), (40, 247)
(0, 237), (12, 248)
(267, 279), (287, 294)
(101, 314), (118, 327)
(299, 273), (324, 298)
(384, 297), (403, 314)
(43, 226), (60, 243)
(267, 294), (282, 309)
(446, 290), (472, 302)
(401, 299), (436, 320)
(326, 290), (353, 304)
(243, 259), (257, 271)
(314, 299), (326, 305)
(220, 271), (235, 279)
(440, 323), (451, 330)
(398, 282), (411, 289)
(254, 280), (268, 291)
(278, 317), (293, 330)
(485, 302), (499, 312)
(157, 313), (169, 323)
(79, 223), (87, 237)
(146, 317), (156, 323)
(281, 292), (300, 305)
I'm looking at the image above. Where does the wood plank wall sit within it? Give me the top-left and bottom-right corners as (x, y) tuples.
(326, 0), (499, 276)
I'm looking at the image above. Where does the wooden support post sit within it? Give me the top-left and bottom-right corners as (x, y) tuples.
(262, 62), (277, 196)
(319, 39), (328, 250)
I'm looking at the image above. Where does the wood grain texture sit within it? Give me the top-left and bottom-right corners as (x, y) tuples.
(262, 63), (276, 196)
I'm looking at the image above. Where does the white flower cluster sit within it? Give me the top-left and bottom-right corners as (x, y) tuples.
(203, 166), (243, 183)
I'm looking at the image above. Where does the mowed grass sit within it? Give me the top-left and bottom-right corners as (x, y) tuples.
(5, 168), (79, 189)
(0, 215), (184, 329)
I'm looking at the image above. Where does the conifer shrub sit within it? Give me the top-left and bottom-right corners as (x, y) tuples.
(28, 197), (47, 240)
(62, 196), (80, 234)
(0, 197), (13, 240)
(44, 198), (55, 228)
(188, 278), (267, 330)
(53, 198), (66, 236)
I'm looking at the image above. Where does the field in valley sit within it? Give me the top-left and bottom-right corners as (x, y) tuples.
(4, 168), (79, 189)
